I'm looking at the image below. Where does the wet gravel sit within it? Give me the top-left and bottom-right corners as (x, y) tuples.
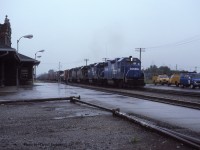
(0, 100), (194, 150)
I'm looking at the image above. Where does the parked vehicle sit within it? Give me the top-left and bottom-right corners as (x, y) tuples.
(168, 73), (180, 87)
(154, 74), (169, 85)
(179, 72), (200, 89)
(152, 75), (158, 84)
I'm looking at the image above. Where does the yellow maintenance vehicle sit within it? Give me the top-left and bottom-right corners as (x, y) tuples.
(153, 74), (169, 85)
(168, 73), (180, 87)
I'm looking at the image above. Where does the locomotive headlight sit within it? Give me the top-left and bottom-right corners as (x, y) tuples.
(129, 56), (133, 61)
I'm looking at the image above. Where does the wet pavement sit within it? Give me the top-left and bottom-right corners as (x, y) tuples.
(78, 88), (200, 134)
(0, 83), (79, 100)
(1, 82), (200, 136)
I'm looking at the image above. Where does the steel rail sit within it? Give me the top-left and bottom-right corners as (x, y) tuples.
(68, 83), (200, 110)
(68, 83), (200, 98)
(70, 96), (113, 112)
(113, 111), (200, 149)
(105, 89), (200, 110)
(160, 127), (200, 145)
(71, 96), (200, 149)
(141, 87), (200, 98)
(0, 97), (75, 105)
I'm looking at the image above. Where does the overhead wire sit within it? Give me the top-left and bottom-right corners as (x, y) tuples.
(146, 34), (200, 49)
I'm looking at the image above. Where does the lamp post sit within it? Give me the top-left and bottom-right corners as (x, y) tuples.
(16, 34), (33, 88)
(17, 34), (33, 52)
(34, 50), (45, 81)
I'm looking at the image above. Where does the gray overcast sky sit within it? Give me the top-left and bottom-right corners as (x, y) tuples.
(1, 0), (200, 74)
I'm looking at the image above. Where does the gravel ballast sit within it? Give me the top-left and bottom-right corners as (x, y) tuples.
(0, 100), (194, 150)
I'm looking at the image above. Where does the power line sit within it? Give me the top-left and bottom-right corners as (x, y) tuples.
(135, 48), (145, 63)
(146, 34), (200, 49)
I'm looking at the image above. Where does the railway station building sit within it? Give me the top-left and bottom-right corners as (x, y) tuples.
(0, 16), (39, 87)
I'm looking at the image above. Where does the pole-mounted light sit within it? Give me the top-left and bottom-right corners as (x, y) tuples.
(34, 50), (45, 81)
(35, 50), (45, 59)
(17, 34), (33, 52)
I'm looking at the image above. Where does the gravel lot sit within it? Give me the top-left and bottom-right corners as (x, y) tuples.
(0, 100), (194, 150)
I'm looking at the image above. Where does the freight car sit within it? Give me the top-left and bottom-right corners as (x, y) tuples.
(65, 56), (145, 87)
(88, 63), (96, 84)
(88, 62), (105, 84)
(77, 66), (89, 83)
(68, 68), (78, 82)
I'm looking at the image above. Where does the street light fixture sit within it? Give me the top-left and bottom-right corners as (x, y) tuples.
(35, 50), (45, 59)
(34, 50), (45, 81)
(17, 34), (33, 52)
(16, 34), (33, 87)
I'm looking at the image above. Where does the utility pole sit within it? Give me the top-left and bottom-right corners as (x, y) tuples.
(84, 59), (89, 66)
(135, 48), (145, 62)
(195, 66), (197, 72)
(102, 58), (109, 62)
(58, 62), (61, 83)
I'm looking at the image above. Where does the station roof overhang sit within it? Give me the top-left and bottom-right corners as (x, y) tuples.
(0, 47), (18, 61)
(0, 47), (40, 65)
(17, 53), (40, 65)
(0, 47), (16, 52)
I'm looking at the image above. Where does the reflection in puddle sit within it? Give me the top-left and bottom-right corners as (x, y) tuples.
(54, 116), (66, 120)
(53, 113), (99, 120)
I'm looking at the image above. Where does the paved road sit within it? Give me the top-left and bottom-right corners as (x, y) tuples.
(1, 82), (200, 136)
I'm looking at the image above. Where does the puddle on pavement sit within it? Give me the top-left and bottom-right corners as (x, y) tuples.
(59, 87), (80, 90)
(54, 116), (67, 120)
(70, 92), (78, 94)
(54, 106), (109, 120)
(53, 112), (104, 120)
(86, 93), (113, 96)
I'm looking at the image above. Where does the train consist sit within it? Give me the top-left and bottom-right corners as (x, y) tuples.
(64, 56), (145, 87)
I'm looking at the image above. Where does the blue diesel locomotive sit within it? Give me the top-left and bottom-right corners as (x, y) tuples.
(64, 56), (145, 87)
(101, 56), (145, 87)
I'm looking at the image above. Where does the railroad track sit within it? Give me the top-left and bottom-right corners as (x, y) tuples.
(67, 83), (200, 110)
(70, 96), (200, 149)
(141, 86), (200, 98)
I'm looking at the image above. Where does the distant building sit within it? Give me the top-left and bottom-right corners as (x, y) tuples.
(0, 16), (39, 87)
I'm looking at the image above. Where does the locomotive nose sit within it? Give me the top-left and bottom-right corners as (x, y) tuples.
(126, 69), (141, 79)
